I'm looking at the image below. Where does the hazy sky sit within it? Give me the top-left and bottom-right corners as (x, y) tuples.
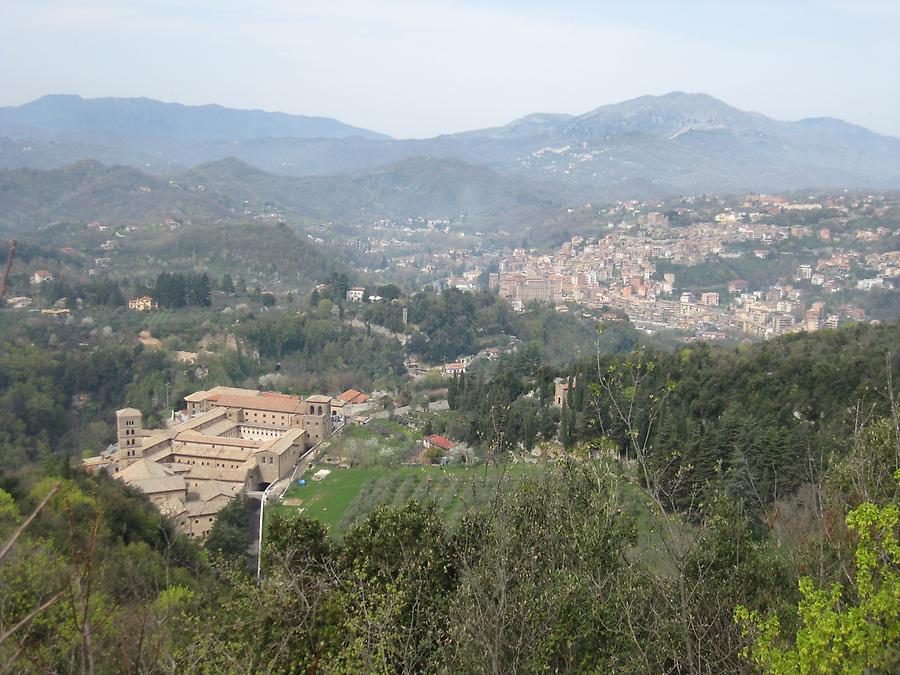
(1, 0), (898, 139)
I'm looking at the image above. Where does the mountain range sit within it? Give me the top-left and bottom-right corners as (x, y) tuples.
(1, 91), (899, 218)
(0, 156), (558, 235)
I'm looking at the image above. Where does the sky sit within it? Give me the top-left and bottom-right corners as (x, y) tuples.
(1, 0), (898, 139)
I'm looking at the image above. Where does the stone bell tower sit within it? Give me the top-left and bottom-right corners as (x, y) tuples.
(116, 408), (144, 469)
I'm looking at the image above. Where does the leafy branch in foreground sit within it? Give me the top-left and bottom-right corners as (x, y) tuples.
(736, 474), (900, 673)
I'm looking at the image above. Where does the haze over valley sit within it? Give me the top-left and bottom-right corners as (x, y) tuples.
(3, 91), (900, 205)
(2, 2), (899, 672)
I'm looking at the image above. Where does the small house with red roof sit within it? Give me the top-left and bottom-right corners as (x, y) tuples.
(423, 434), (455, 452)
(338, 389), (369, 405)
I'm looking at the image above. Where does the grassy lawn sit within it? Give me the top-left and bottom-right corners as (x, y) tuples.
(267, 463), (536, 533)
(265, 455), (683, 575)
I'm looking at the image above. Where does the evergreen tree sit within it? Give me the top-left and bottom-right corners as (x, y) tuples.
(188, 272), (212, 307)
(573, 372), (585, 410)
(447, 374), (458, 409)
(153, 272), (187, 308)
(524, 413), (536, 452)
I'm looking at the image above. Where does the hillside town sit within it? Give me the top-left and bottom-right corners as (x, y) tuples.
(494, 192), (900, 338)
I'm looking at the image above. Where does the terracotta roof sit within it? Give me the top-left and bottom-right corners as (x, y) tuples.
(207, 393), (305, 414)
(337, 389), (368, 404)
(424, 434), (455, 451)
(260, 391), (298, 400)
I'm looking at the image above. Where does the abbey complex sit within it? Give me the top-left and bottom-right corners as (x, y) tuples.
(83, 387), (333, 538)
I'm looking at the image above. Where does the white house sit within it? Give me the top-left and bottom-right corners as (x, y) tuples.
(30, 270), (54, 285)
(346, 287), (366, 302)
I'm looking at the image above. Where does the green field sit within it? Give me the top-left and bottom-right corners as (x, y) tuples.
(267, 463), (536, 532)
(266, 459), (681, 574)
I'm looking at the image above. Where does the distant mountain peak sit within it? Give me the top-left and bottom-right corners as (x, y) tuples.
(567, 91), (766, 138)
(1, 92), (898, 198)
(192, 156), (271, 176)
(0, 95), (391, 143)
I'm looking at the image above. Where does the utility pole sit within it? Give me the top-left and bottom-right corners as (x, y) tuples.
(165, 382), (171, 411)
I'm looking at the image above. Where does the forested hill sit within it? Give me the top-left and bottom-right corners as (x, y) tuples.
(449, 321), (900, 510)
(0, 94), (389, 142)
(4, 93), (900, 197)
(0, 157), (558, 234)
(2, 320), (898, 671)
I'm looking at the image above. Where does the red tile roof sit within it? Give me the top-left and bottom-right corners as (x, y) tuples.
(206, 393), (305, 414)
(424, 434), (455, 451)
(338, 389), (368, 404)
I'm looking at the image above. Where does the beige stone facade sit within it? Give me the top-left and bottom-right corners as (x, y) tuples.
(84, 387), (332, 539)
(128, 296), (157, 311)
(554, 378), (575, 407)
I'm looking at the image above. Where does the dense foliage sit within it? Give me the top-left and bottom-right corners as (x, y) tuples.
(235, 308), (406, 389)
(0, 468), (206, 672)
(152, 272), (212, 309)
(0, 342), (177, 467)
(41, 276), (126, 308)
(363, 287), (638, 365)
(2, 316), (898, 672)
(449, 322), (900, 515)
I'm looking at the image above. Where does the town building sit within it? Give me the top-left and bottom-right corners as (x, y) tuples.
(346, 287), (366, 302)
(128, 295), (157, 311)
(443, 362), (467, 376)
(30, 270), (54, 284)
(6, 296), (33, 309)
(423, 434), (455, 452)
(554, 378), (575, 407)
(337, 389), (369, 405)
(82, 386), (332, 538)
